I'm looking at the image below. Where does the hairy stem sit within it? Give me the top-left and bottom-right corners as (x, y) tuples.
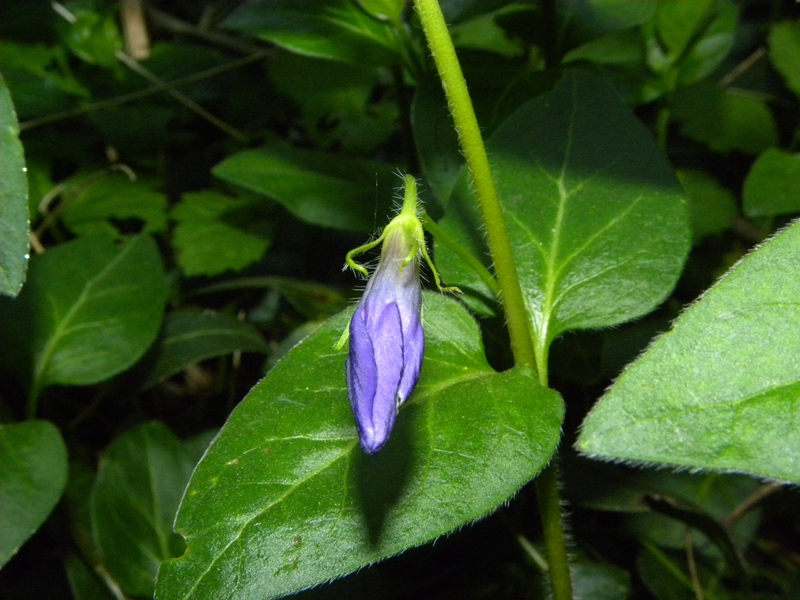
(413, 2), (573, 599)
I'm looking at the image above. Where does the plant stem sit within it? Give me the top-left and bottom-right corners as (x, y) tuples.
(413, 2), (573, 599)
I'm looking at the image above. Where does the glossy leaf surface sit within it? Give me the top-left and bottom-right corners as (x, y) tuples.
(222, 0), (399, 66)
(91, 422), (196, 597)
(213, 144), (398, 233)
(578, 219), (800, 484)
(0, 235), (166, 399)
(436, 70), (690, 348)
(155, 293), (564, 599)
(0, 73), (29, 297)
(0, 420), (68, 567)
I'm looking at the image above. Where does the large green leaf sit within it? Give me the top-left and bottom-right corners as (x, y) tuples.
(212, 143), (398, 233)
(143, 311), (269, 388)
(91, 422), (196, 598)
(221, 0), (399, 66)
(436, 69), (690, 349)
(155, 293), (564, 599)
(0, 235), (166, 401)
(0, 73), (29, 297)
(0, 420), (68, 567)
(577, 219), (800, 484)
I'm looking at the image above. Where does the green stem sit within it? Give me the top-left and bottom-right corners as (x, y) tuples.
(413, 0), (535, 371)
(413, 3), (573, 599)
(420, 213), (500, 297)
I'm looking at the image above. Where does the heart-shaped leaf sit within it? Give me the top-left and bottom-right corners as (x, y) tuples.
(155, 293), (564, 599)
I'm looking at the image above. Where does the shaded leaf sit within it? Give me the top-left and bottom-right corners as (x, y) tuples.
(677, 169), (737, 241)
(64, 553), (115, 600)
(768, 20), (800, 99)
(91, 422), (196, 598)
(171, 191), (271, 277)
(743, 149), (800, 218)
(222, 0), (399, 66)
(0, 420), (68, 567)
(155, 293), (564, 599)
(144, 311), (268, 388)
(0, 73), (29, 297)
(0, 235), (166, 400)
(213, 143), (398, 232)
(671, 82), (778, 155)
(578, 219), (800, 484)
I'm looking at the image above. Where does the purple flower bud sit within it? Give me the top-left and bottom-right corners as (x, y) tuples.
(346, 225), (424, 454)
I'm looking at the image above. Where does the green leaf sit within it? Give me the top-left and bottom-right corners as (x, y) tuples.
(57, 8), (122, 68)
(171, 191), (271, 277)
(671, 82), (778, 155)
(675, 1), (738, 86)
(212, 143), (398, 232)
(743, 149), (800, 218)
(577, 219), (800, 484)
(155, 293), (564, 599)
(0, 73), (29, 297)
(60, 172), (168, 237)
(437, 70), (690, 349)
(222, 0), (400, 66)
(0, 235), (166, 401)
(64, 554), (115, 600)
(356, 0), (406, 23)
(0, 420), (68, 567)
(655, 0), (716, 60)
(91, 422), (196, 598)
(768, 21), (800, 99)
(676, 169), (737, 241)
(144, 311), (268, 388)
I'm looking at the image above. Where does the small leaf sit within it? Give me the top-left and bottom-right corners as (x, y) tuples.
(60, 172), (168, 237)
(64, 553), (115, 600)
(0, 235), (166, 400)
(578, 219), (800, 484)
(356, 0), (406, 23)
(144, 311), (268, 388)
(675, 1), (738, 86)
(671, 82), (778, 155)
(768, 20), (800, 99)
(171, 191), (271, 277)
(743, 149), (800, 218)
(222, 0), (399, 66)
(0, 420), (68, 567)
(155, 293), (564, 599)
(437, 70), (690, 348)
(655, 0), (716, 60)
(91, 422), (196, 598)
(676, 169), (737, 241)
(0, 73), (30, 297)
(212, 143), (398, 232)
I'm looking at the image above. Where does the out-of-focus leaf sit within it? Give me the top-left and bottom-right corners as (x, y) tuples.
(558, 0), (656, 42)
(171, 191), (271, 277)
(578, 219), (800, 484)
(743, 149), (800, 217)
(155, 293), (564, 599)
(671, 82), (778, 155)
(0, 73), (29, 297)
(552, 558), (630, 600)
(143, 311), (268, 388)
(676, 169), (737, 241)
(768, 20), (800, 99)
(450, 11), (524, 58)
(637, 544), (732, 600)
(91, 422), (196, 598)
(356, 0), (406, 24)
(222, 0), (399, 66)
(437, 70), (690, 348)
(0, 235), (166, 401)
(212, 143), (398, 232)
(64, 554), (115, 600)
(57, 8), (122, 68)
(563, 28), (644, 69)
(59, 172), (168, 237)
(675, 1), (738, 86)
(0, 421), (68, 567)
(654, 0), (716, 60)
(195, 276), (347, 320)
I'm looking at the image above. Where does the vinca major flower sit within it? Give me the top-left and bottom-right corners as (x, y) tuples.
(341, 175), (455, 454)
